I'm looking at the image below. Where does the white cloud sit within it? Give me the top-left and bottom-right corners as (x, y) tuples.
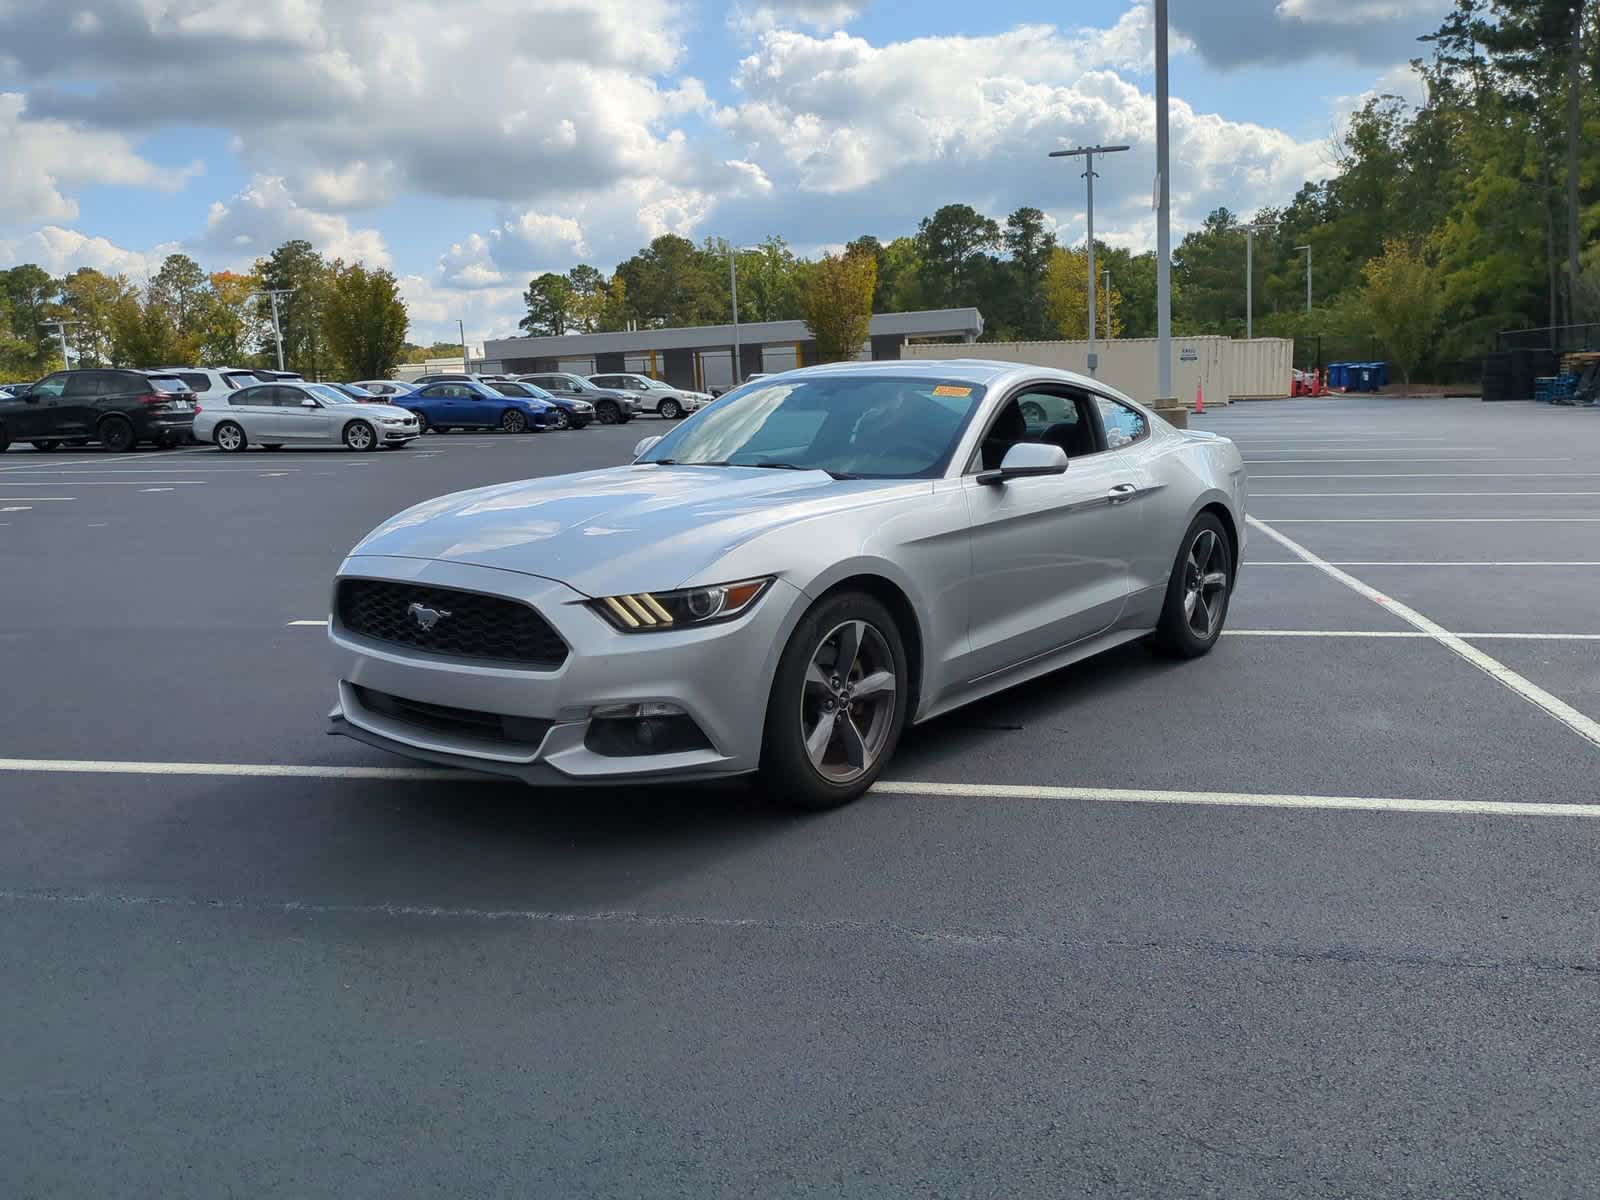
(0, 225), (177, 279)
(196, 175), (390, 268)
(731, 1), (864, 34)
(397, 272), (526, 347)
(0, 92), (196, 224)
(1171, 0), (1450, 66)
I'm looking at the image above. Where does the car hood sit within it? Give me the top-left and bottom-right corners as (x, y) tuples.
(349, 465), (925, 597)
(341, 402), (413, 420)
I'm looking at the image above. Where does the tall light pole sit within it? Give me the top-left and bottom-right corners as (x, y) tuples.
(1295, 244), (1313, 312)
(1102, 268), (1113, 340)
(1049, 143), (1129, 378)
(727, 243), (761, 385)
(1155, 0), (1173, 409)
(43, 319), (82, 370)
(251, 288), (294, 371)
(458, 319), (469, 372)
(1230, 223), (1271, 338)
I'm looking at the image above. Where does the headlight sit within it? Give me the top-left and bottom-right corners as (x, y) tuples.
(589, 577), (773, 632)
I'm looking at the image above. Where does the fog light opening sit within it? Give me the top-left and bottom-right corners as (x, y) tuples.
(585, 704), (712, 758)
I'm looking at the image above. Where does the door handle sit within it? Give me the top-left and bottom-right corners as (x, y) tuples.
(1108, 483), (1138, 504)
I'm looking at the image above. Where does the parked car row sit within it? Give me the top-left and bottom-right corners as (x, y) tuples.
(0, 362), (720, 454)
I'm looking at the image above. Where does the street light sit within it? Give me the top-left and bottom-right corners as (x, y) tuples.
(1229, 222), (1272, 339)
(458, 319), (469, 373)
(42, 319), (82, 370)
(727, 243), (762, 385)
(1155, 0), (1172, 407)
(1102, 268), (1113, 340)
(250, 288), (295, 371)
(1049, 143), (1130, 377)
(1295, 244), (1313, 312)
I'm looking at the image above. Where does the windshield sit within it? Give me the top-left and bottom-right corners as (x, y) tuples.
(638, 375), (987, 479)
(309, 384), (352, 405)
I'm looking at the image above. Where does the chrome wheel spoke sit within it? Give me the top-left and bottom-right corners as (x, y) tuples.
(1202, 571), (1228, 592)
(836, 713), (868, 770)
(852, 670), (896, 700)
(1183, 588), (1199, 619)
(833, 621), (864, 678)
(804, 711), (837, 767)
(804, 660), (833, 695)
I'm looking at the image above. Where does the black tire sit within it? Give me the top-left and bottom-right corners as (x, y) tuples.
(412, 411), (429, 433)
(500, 409), (528, 434)
(659, 398), (683, 420)
(433, 425), (451, 434)
(550, 408), (570, 430)
(343, 421), (378, 452)
(758, 590), (909, 811)
(214, 421), (247, 453)
(1152, 513), (1234, 658)
(31, 440), (62, 451)
(99, 415), (137, 453)
(595, 401), (620, 425)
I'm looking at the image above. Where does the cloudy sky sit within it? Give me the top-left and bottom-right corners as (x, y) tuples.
(0, 0), (1443, 346)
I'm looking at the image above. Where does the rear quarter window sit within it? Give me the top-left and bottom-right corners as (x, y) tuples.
(146, 376), (190, 393)
(177, 372), (212, 392)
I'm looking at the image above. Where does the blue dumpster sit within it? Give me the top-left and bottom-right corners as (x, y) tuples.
(1356, 365), (1373, 392)
(1329, 362), (1346, 389)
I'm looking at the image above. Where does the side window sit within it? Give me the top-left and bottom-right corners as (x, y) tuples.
(1094, 396), (1149, 449)
(31, 374), (69, 398)
(268, 387), (300, 407)
(970, 389), (1101, 472)
(63, 373), (102, 398)
(178, 372), (212, 393)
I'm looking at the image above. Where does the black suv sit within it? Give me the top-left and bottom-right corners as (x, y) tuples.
(0, 369), (197, 453)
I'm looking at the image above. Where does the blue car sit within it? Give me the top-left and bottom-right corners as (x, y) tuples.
(399, 380), (556, 434)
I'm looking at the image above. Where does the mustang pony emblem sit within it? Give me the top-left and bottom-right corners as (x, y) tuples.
(407, 602), (451, 632)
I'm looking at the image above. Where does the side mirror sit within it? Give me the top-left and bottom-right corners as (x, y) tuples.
(301, 398), (319, 408)
(977, 442), (1069, 486)
(634, 435), (662, 458)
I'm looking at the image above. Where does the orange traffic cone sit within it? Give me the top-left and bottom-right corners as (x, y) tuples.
(1194, 382), (1204, 413)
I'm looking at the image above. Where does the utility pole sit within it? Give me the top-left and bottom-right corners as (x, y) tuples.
(1230, 223), (1271, 339)
(458, 320), (469, 372)
(43, 319), (82, 370)
(726, 244), (761, 386)
(1295, 244), (1313, 312)
(1049, 143), (1129, 378)
(1102, 268), (1113, 340)
(1155, 0), (1173, 409)
(252, 288), (294, 371)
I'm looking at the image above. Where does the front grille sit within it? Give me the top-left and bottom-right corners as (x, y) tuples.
(336, 579), (568, 668)
(350, 685), (553, 747)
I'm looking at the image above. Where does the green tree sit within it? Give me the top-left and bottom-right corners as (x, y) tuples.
(257, 240), (331, 375)
(0, 264), (59, 371)
(915, 204), (1001, 308)
(736, 236), (804, 322)
(109, 286), (187, 367)
(57, 268), (132, 367)
(565, 264), (610, 333)
(320, 262), (409, 380)
(1364, 240), (1442, 393)
(202, 270), (266, 365)
(520, 272), (576, 335)
(1003, 207), (1057, 338)
(613, 234), (723, 327)
(801, 250), (877, 362)
(1043, 246), (1123, 339)
(149, 253), (210, 342)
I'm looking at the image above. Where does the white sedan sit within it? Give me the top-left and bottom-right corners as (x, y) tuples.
(195, 380), (419, 452)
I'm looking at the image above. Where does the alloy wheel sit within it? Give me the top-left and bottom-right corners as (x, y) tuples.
(1183, 528), (1229, 640)
(345, 422), (373, 451)
(216, 423), (244, 452)
(799, 619), (898, 784)
(502, 410), (527, 433)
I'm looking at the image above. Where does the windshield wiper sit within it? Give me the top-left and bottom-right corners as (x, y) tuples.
(748, 460), (860, 480)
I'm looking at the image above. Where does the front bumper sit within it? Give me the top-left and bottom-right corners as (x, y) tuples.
(326, 556), (802, 785)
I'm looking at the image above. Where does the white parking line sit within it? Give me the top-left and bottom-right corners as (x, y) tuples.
(1254, 491), (1600, 497)
(1225, 629), (1600, 640)
(1248, 561), (1600, 567)
(140, 487), (175, 493)
(1246, 457), (1573, 464)
(0, 496), (75, 501)
(287, 619), (328, 626)
(0, 756), (1596, 818)
(1248, 515), (1600, 751)
(1252, 473), (1600, 479)
(0, 480), (204, 487)
(0, 506), (32, 512)
(0, 450), (184, 473)
(1262, 518), (1600, 524)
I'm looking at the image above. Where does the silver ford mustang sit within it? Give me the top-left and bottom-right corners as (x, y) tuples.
(327, 360), (1246, 808)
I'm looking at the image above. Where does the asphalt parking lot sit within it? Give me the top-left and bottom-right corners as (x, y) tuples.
(5, 398), (1600, 1198)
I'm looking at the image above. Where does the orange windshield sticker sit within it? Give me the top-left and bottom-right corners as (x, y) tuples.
(931, 385), (972, 397)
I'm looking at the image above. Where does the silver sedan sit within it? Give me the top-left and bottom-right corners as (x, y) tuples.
(327, 360), (1246, 808)
(195, 380), (418, 451)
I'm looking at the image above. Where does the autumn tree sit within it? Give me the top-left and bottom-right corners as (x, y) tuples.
(801, 250), (877, 363)
(1043, 247), (1123, 339)
(1364, 240), (1441, 393)
(57, 268), (132, 367)
(520, 273), (575, 335)
(320, 262), (409, 380)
